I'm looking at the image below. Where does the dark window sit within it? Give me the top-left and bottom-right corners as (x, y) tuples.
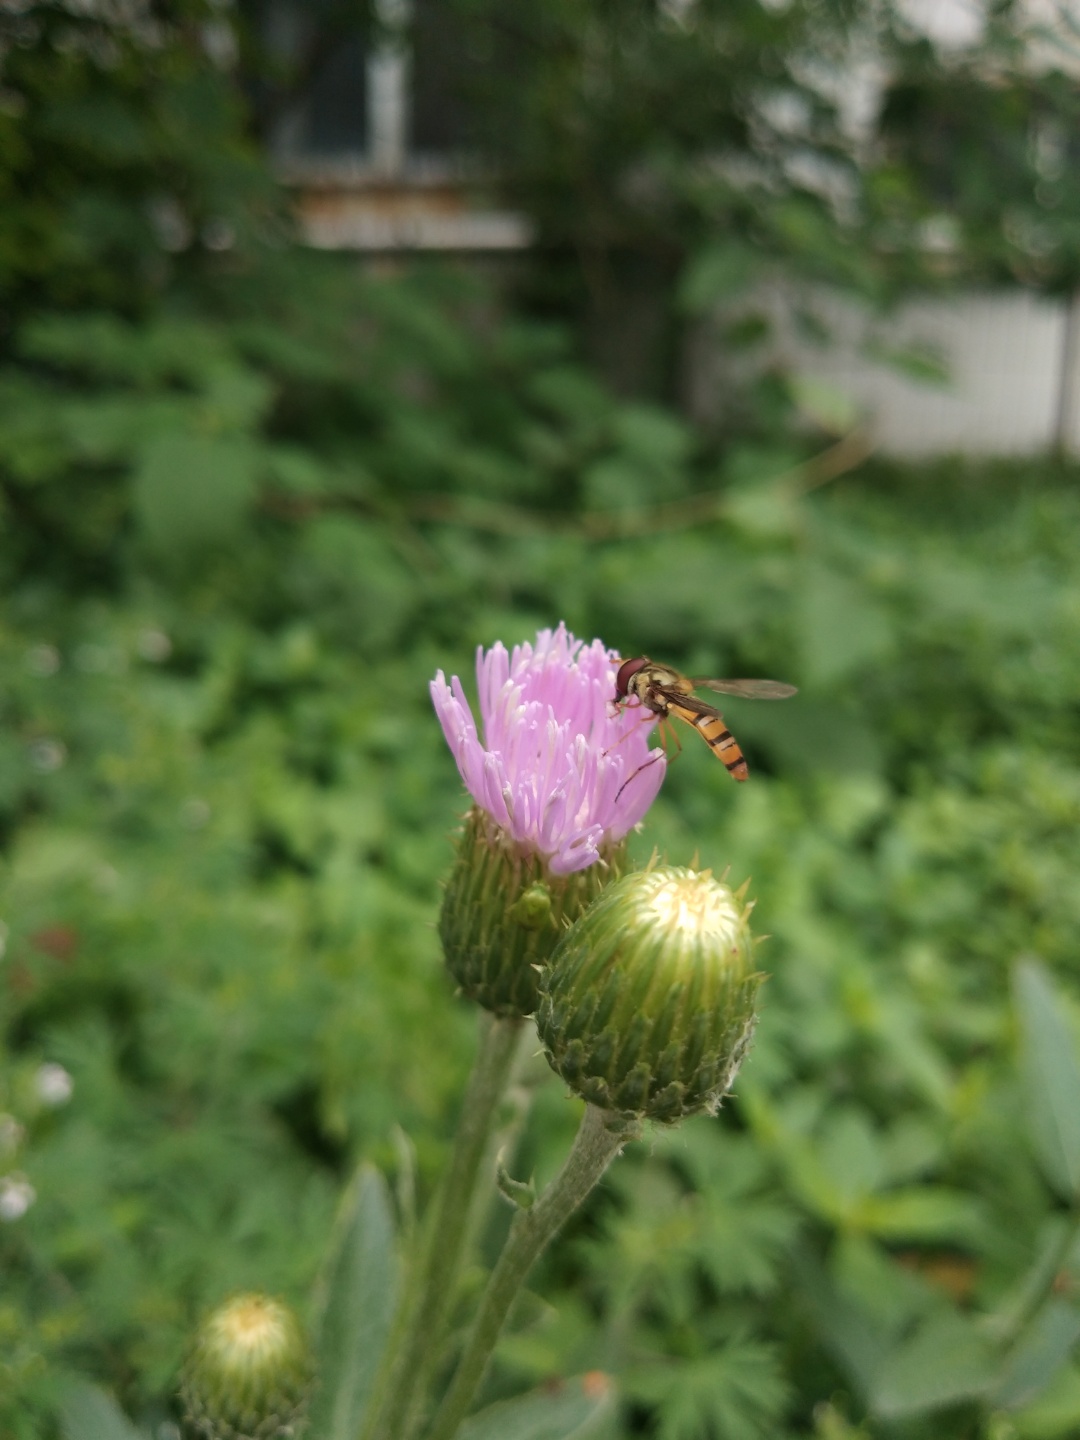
(411, 0), (474, 156)
(296, 33), (369, 155)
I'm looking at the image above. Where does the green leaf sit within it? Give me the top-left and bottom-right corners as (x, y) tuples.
(788, 375), (861, 436)
(1014, 960), (1080, 1201)
(791, 1247), (893, 1397)
(626, 1336), (789, 1440)
(677, 243), (758, 314)
(858, 1187), (989, 1247)
(865, 339), (950, 385)
(870, 1311), (997, 1418)
(581, 457), (657, 513)
(1011, 1362), (1080, 1438)
(723, 481), (801, 538)
(308, 1164), (400, 1440)
(797, 564), (894, 688)
(132, 432), (259, 552)
(994, 1299), (1080, 1411)
(992, 1218), (1075, 1339)
(458, 1376), (615, 1440)
(816, 1108), (885, 1205)
(611, 405), (693, 472)
(58, 1382), (148, 1440)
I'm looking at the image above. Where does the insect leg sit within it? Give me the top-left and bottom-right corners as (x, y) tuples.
(602, 701), (655, 757)
(613, 751), (665, 805)
(657, 715), (683, 762)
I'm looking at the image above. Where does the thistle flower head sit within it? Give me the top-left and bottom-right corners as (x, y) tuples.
(431, 623), (665, 876)
(537, 866), (762, 1123)
(180, 1293), (313, 1440)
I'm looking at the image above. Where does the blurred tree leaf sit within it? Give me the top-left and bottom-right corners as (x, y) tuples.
(787, 375), (862, 437)
(798, 566), (894, 688)
(723, 481), (802, 538)
(132, 433), (259, 552)
(677, 243), (760, 316)
(864, 340), (950, 386)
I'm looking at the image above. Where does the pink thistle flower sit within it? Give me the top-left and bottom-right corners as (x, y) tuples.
(431, 624), (665, 875)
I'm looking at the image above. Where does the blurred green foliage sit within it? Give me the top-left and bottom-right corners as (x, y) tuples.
(4, 3), (1080, 1440)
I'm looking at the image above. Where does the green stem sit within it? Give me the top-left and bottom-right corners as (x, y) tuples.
(424, 1104), (637, 1440)
(363, 1011), (525, 1440)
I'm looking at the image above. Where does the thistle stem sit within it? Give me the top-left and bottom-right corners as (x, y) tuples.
(364, 1010), (524, 1440)
(424, 1104), (637, 1440)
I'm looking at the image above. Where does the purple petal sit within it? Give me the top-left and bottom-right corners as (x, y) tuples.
(432, 625), (665, 873)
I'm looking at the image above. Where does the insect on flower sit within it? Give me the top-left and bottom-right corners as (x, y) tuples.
(614, 657), (797, 782)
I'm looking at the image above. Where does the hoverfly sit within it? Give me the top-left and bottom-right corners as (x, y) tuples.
(614, 657), (797, 782)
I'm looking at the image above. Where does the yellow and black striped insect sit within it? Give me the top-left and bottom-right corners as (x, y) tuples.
(614, 657), (796, 781)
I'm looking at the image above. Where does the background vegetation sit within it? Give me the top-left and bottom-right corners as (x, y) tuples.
(3, 2), (1080, 1438)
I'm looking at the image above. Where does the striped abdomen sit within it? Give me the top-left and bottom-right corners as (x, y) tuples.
(669, 700), (749, 781)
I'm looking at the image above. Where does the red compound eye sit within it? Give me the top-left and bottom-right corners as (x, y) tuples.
(614, 657), (649, 700)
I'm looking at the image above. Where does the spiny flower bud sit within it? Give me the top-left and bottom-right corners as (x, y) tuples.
(537, 866), (762, 1123)
(180, 1294), (313, 1440)
(440, 808), (625, 1017)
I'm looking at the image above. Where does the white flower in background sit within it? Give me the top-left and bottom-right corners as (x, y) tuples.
(29, 738), (67, 773)
(36, 1063), (74, 1107)
(0, 1175), (36, 1222)
(26, 643), (60, 676)
(137, 628), (172, 662)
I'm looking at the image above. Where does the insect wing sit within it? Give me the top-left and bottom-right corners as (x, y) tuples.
(655, 687), (722, 718)
(691, 677), (797, 700)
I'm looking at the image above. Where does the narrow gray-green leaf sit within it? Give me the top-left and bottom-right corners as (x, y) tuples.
(59, 1381), (149, 1440)
(1014, 959), (1080, 1201)
(993, 1299), (1080, 1411)
(870, 1311), (997, 1418)
(308, 1163), (400, 1440)
(458, 1375), (615, 1440)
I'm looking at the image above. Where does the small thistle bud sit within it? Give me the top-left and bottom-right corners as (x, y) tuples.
(440, 809), (624, 1017)
(508, 882), (554, 931)
(537, 867), (762, 1123)
(180, 1294), (313, 1440)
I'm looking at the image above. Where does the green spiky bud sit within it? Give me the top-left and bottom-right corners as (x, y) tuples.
(537, 866), (762, 1123)
(439, 809), (626, 1018)
(180, 1294), (313, 1440)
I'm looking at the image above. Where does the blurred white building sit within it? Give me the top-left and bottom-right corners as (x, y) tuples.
(267, 0), (1080, 456)
(687, 286), (1080, 456)
(780, 0), (1080, 455)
